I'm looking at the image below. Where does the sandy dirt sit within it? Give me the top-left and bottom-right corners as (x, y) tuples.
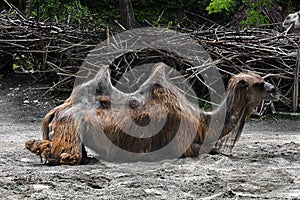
(0, 75), (299, 200)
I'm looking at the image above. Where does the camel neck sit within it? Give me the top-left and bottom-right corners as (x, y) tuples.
(206, 92), (250, 143)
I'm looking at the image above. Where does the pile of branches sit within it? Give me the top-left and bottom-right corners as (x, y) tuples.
(0, 8), (104, 87)
(0, 6), (299, 112)
(191, 27), (299, 112)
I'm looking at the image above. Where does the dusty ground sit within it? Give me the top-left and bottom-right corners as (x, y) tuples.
(0, 75), (299, 200)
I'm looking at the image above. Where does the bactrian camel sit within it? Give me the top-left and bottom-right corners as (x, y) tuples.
(25, 63), (279, 165)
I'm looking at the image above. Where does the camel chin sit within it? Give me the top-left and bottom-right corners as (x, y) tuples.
(267, 92), (280, 101)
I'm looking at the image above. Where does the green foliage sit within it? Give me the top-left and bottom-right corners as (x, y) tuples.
(206, 0), (272, 27)
(12, 55), (35, 72)
(20, 0), (212, 29)
(240, 9), (269, 27)
(29, 0), (104, 29)
(206, 0), (234, 14)
(240, 0), (270, 27)
(64, 0), (89, 23)
(8, 0), (300, 28)
(13, 63), (20, 71)
(201, 104), (212, 111)
(0, 74), (3, 80)
(130, 0), (211, 27)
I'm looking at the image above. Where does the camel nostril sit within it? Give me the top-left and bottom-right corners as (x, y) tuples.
(270, 87), (276, 93)
(268, 86), (276, 94)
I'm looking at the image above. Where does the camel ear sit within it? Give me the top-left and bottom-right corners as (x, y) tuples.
(238, 79), (248, 88)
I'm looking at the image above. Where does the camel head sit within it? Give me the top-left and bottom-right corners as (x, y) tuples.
(212, 72), (280, 150)
(226, 73), (279, 110)
(282, 10), (300, 34)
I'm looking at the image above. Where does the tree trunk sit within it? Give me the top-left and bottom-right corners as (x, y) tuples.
(293, 39), (300, 112)
(18, 0), (26, 13)
(27, 0), (32, 18)
(119, 0), (139, 30)
(281, 0), (292, 20)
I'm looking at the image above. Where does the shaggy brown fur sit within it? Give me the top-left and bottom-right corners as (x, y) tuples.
(25, 63), (279, 165)
(25, 139), (51, 163)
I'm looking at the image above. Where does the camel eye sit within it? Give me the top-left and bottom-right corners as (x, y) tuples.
(253, 82), (264, 91)
(238, 80), (248, 88)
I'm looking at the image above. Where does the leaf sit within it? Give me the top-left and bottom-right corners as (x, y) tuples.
(206, 0), (234, 14)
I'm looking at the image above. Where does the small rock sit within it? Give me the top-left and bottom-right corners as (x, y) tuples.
(33, 100), (39, 103)
(32, 184), (52, 190)
(14, 88), (20, 91)
(23, 100), (30, 104)
(144, 189), (163, 195)
(20, 158), (33, 163)
(7, 194), (25, 200)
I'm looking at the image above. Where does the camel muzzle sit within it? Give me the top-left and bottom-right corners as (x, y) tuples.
(264, 82), (279, 101)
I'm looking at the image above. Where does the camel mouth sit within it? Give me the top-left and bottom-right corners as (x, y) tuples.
(267, 91), (280, 101)
(284, 23), (295, 34)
